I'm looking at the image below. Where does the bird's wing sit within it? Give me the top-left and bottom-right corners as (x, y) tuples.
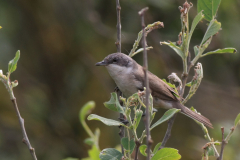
(148, 72), (179, 101)
(134, 68), (179, 102)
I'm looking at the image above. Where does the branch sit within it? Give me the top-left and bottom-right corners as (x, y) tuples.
(139, 7), (153, 160)
(115, 0), (124, 155)
(159, 114), (177, 150)
(129, 21), (164, 57)
(115, 87), (125, 155)
(116, 0), (121, 53)
(134, 140), (140, 160)
(11, 97), (37, 160)
(217, 127), (226, 160)
(0, 74), (37, 159)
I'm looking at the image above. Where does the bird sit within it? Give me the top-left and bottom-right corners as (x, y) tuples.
(95, 52), (213, 128)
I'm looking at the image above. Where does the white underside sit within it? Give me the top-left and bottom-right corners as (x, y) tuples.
(106, 64), (174, 109)
(106, 64), (141, 97)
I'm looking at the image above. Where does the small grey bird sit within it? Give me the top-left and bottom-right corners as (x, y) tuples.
(96, 53), (213, 128)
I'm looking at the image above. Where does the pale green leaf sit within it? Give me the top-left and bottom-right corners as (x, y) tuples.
(80, 101), (95, 123)
(206, 146), (215, 156)
(194, 46), (199, 56)
(160, 41), (184, 59)
(202, 48), (237, 57)
(201, 19), (221, 45)
(134, 109), (143, 129)
(151, 148), (181, 160)
(139, 145), (147, 156)
(153, 142), (162, 155)
(197, 0), (222, 21)
(84, 138), (94, 146)
(104, 92), (124, 114)
(234, 113), (240, 127)
(89, 145), (101, 160)
(151, 109), (180, 130)
(8, 50), (20, 76)
(121, 138), (135, 154)
(87, 114), (125, 127)
(186, 82), (192, 87)
(99, 148), (123, 160)
(188, 11), (204, 47)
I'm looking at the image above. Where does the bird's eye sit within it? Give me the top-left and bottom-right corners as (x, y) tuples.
(113, 58), (117, 63)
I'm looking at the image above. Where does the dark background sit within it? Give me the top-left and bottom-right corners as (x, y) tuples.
(0, 0), (239, 159)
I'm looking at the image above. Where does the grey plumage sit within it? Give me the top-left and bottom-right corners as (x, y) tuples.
(96, 53), (213, 128)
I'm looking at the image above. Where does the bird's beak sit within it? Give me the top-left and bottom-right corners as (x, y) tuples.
(95, 60), (107, 66)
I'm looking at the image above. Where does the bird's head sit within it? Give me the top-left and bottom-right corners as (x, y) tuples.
(95, 53), (133, 67)
(95, 53), (137, 77)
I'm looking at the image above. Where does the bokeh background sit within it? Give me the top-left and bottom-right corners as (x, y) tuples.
(0, 0), (239, 159)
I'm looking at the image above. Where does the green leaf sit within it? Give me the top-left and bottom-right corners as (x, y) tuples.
(84, 138), (94, 146)
(194, 46), (199, 56)
(87, 114), (126, 127)
(186, 82), (192, 87)
(206, 146), (215, 156)
(160, 41), (184, 59)
(139, 145), (147, 156)
(202, 48), (237, 57)
(134, 109), (143, 129)
(99, 148), (123, 160)
(201, 19), (221, 45)
(8, 50), (20, 76)
(234, 113), (240, 127)
(121, 137), (135, 154)
(104, 92), (124, 114)
(197, 0), (222, 21)
(190, 11), (204, 36)
(188, 11), (204, 48)
(89, 145), (101, 160)
(153, 143), (162, 155)
(80, 101), (95, 123)
(151, 148), (181, 160)
(151, 109), (180, 130)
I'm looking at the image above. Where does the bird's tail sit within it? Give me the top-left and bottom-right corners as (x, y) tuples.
(175, 103), (213, 128)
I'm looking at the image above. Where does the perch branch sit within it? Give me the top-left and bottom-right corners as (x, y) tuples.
(217, 127), (226, 160)
(139, 7), (153, 160)
(116, 0), (121, 53)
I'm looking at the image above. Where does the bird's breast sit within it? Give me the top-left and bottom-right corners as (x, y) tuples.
(106, 64), (141, 97)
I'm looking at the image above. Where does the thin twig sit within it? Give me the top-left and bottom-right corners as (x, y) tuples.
(115, 0), (124, 155)
(115, 87), (125, 155)
(159, 114), (177, 150)
(139, 7), (153, 160)
(0, 72), (37, 160)
(116, 0), (121, 53)
(134, 141), (141, 160)
(217, 127), (227, 160)
(11, 97), (37, 160)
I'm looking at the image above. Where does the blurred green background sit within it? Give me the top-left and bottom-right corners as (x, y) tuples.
(0, 0), (239, 159)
